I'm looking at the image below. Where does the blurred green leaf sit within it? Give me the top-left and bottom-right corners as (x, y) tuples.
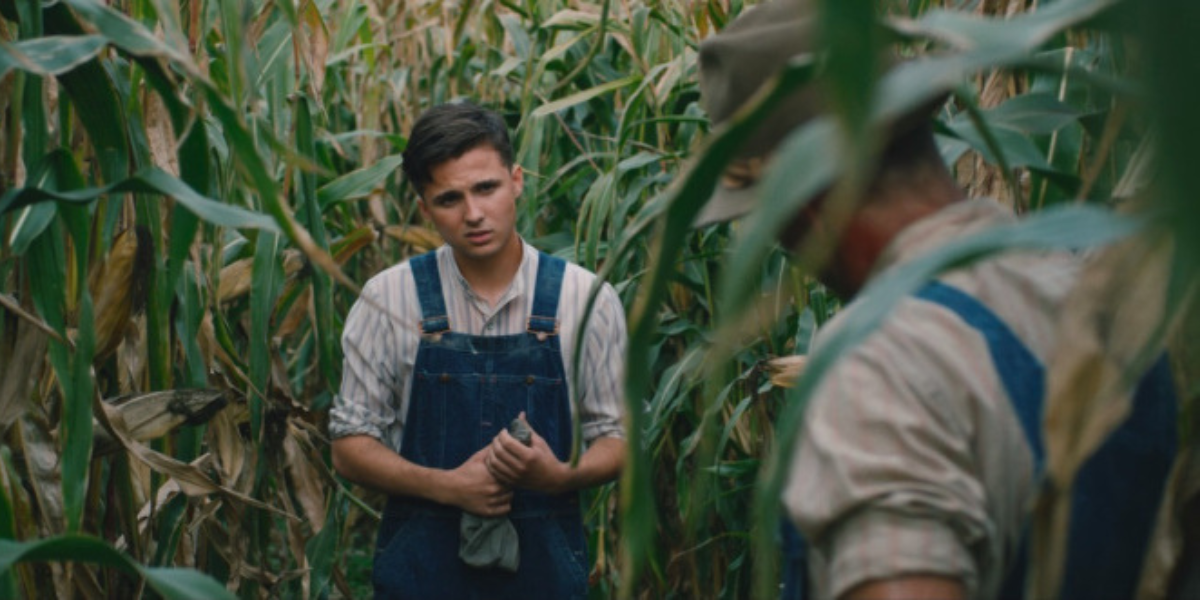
(1, 168), (280, 232)
(946, 119), (1055, 170)
(531, 75), (639, 118)
(317, 154), (404, 210)
(0, 35), (107, 78)
(889, 0), (1119, 53)
(983, 93), (1081, 134)
(0, 535), (235, 600)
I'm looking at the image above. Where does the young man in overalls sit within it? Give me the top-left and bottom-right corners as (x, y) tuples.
(692, 1), (1177, 598)
(330, 102), (627, 599)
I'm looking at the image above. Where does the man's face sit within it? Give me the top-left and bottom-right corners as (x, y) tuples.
(418, 145), (522, 267)
(778, 192), (862, 300)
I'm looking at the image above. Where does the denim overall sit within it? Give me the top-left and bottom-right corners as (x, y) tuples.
(920, 281), (1176, 599)
(780, 281), (1177, 599)
(373, 251), (589, 600)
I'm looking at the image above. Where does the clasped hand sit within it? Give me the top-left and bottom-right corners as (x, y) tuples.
(447, 414), (565, 517)
(485, 413), (567, 495)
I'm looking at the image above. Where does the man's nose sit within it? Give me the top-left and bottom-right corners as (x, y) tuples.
(464, 196), (485, 223)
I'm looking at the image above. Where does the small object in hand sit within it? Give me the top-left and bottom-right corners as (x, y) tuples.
(508, 418), (533, 446)
(459, 418), (535, 572)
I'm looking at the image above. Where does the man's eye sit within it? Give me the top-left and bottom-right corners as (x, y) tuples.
(477, 182), (499, 194)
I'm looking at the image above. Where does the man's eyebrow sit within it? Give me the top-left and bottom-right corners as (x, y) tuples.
(472, 178), (501, 191)
(428, 189), (463, 204)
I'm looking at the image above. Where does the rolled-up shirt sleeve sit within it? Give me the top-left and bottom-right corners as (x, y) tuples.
(330, 277), (402, 443)
(577, 281), (627, 443)
(783, 315), (991, 599)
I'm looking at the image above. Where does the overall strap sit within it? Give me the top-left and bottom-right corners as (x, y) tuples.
(917, 280), (1177, 600)
(916, 280), (1046, 470)
(528, 253), (566, 334)
(410, 252), (450, 334)
(916, 281), (1043, 599)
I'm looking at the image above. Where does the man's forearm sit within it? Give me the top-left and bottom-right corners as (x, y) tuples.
(556, 436), (625, 493)
(333, 434), (514, 517)
(332, 434), (450, 502)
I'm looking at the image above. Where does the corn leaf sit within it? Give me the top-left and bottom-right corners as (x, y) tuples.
(0, 535), (234, 600)
(531, 75), (640, 118)
(316, 154), (404, 211)
(0, 168), (280, 231)
(0, 35), (107, 78)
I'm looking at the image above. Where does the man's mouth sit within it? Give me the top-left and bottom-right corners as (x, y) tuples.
(465, 230), (491, 244)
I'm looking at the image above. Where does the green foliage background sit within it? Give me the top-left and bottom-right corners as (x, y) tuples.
(0, 0), (1195, 598)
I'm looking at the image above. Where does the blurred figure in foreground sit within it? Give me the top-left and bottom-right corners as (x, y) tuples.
(693, 1), (1178, 598)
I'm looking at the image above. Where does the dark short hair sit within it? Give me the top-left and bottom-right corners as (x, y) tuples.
(865, 119), (945, 196)
(401, 102), (515, 197)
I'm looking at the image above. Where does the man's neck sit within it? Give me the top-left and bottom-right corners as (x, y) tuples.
(831, 168), (965, 298)
(453, 237), (524, 308)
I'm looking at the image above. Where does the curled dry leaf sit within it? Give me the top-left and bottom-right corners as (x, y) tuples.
(300, 0), (330, 96)
(14, 415), (64, 535)
(0, 317), (50, 432)
(93, 390), (228, 457)
(92, 395), (292, 519)
(208, 406), (246, 487)
(217, 249), (306, 303)
(383, 224), (443, 253)
(275, 286), (313, 341)
(197, 313), (237, 377)
(333, 225), (378, 265)
(116, 315), (145, 396)
(270, 348), (298, 404)
(283, 423), (326, 533)
(135, 453), (215, 536)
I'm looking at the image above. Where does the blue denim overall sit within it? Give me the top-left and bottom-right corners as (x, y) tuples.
(373, 251), (589, 600)
(780, 281), (1177, 599)
(919, 281), (1176, 599)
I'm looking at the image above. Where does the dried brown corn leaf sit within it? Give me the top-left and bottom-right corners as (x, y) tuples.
(332, 225), (378, 264)
(383, 224), (442, 252)
(217, 249), (306, 303)
(94, 390), (228, 457)
(209, 407), (246, 486)
(92, 395), (292, 519)
(284, 423), (327, 533)
(14, 414), (64, 534)
(0, 317), (49, 432)
(275, 286), (313, 340)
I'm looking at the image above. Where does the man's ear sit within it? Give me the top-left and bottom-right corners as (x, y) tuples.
(416, 197), (431, 221)
(511, 164), (524, 198)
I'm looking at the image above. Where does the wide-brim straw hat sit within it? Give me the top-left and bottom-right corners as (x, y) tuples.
(693, 0), (942, 227)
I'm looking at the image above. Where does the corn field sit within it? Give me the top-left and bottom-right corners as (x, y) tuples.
(0, 0), (1196, 598)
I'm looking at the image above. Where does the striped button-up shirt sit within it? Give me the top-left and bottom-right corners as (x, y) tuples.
(783, 198), (1082, 599)
(331, 240), (626, 452)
